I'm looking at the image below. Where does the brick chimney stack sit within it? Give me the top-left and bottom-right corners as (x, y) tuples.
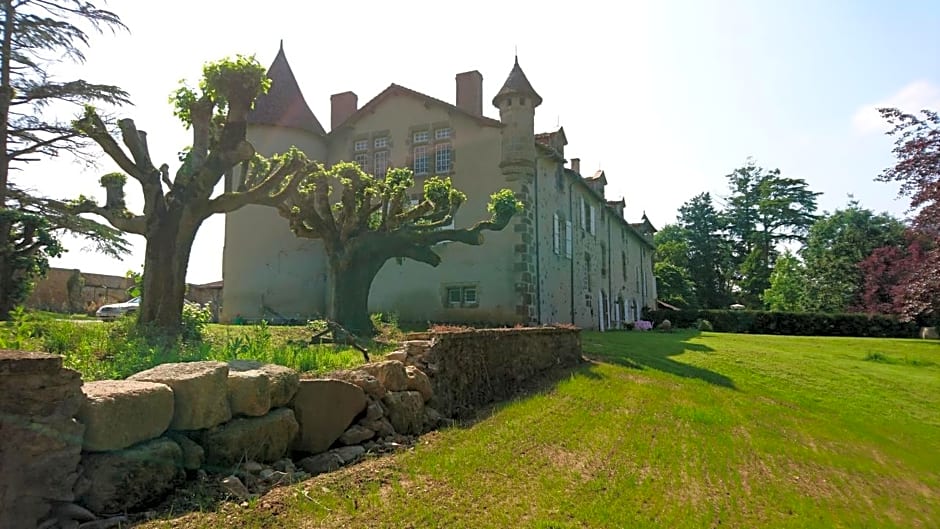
(571, 158), (581, 175)
(330, 91), (358, 130)
(455, 70), (483, 116)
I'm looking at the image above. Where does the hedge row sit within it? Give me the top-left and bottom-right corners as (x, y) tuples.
(642, 309), (920, 338)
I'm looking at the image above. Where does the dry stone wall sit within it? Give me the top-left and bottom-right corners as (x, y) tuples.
(0, 326), (581, 526)
(0, 351), (84, 529)
(405, 327), (583, 418)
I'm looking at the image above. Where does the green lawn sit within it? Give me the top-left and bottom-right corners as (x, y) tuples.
(147, 330), (940, 528)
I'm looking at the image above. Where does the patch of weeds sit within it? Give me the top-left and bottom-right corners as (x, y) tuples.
(864, 351), (896, 364)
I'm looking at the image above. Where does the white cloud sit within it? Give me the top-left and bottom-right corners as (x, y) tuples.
(852, 81), (940, 134)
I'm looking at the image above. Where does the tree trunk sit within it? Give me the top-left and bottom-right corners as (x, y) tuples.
(138, 210), (200, 334)
(0, 2), (16, 318)
(326, 256), (384, 336)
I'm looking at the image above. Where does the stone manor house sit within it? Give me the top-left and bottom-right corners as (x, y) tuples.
(221, 44), (657, 330)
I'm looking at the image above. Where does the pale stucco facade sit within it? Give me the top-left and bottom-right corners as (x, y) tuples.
(221, 46), (656, 329)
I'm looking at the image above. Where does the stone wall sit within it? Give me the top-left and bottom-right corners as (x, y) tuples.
(405, 326), (583, 418)
(0, 326), (581, 525)
(0, 351), (84, 529)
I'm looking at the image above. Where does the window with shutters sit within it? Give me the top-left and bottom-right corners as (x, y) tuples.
(553, 213), (561, 255)
(553, 213), (570, 258)
(564, 220), (572, 258)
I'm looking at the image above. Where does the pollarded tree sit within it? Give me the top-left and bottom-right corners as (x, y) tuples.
(0, 0), (131, 317)
(70, 56), (309, 334)
(276, 163), (522, 334)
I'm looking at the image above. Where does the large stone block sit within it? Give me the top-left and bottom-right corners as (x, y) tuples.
(227, 368), (271, 417)
(332, 369), (386, 399)
(228, 360), (299, 408)
(200, 408), (299, 469)
(405, 365), (433, 402)
(79, 437), (183, 514)
(78, 380), (174, 452)
(360, 360), (409, 392)
(129, 361), (231, 430)
(382, 391), (425, 435)
(291, 379), (366, 454)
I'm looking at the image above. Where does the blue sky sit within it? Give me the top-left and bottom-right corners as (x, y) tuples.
(19, 0), (940, 283)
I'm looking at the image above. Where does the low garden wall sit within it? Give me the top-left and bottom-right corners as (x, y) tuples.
(0, 326), (582, 528)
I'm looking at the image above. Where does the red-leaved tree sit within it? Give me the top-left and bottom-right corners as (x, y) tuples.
(875, 108), (940, 321)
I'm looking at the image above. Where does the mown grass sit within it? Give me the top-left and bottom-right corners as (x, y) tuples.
(141, 330), (940, 528)
(0, 311), (393, 380)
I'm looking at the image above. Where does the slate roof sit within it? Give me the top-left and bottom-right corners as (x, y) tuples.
(248, 43), (326, 136)
(492, 57), (543, 107)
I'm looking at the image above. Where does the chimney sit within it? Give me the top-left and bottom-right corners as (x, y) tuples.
(455, 70), (483, 116)
(571, 158), (581, 175)
(330, 91), (358, 130)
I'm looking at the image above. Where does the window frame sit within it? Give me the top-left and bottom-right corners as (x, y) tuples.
(413, 145), (429, 175)
(435, 142), (452, 174)
(373, 150), (388, 178)
(374, 136), (389, 149)
(413, 131), (430, 144)
(354, 139), (368, 152)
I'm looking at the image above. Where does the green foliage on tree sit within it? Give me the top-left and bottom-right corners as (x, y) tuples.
(653, 261), (698, 309)
(800, 201), (905, 313)
(71, 55), (307, 335)
(763, 250), (805, 311)
(723, 160), (819, 307)
(874, 108), (940, 321)
(277, 163), (523, 334)
(652, 224), (698, 308)
(0, 0), (131, 318)
(677, 193), (733, 309)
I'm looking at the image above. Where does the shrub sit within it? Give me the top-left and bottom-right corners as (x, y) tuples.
(644, 309), (918, 338)
(697, 319), (714, 331)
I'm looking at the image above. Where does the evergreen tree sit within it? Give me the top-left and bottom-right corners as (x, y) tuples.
(0, 0), (130, 317)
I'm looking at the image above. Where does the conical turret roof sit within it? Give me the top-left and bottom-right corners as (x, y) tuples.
(247, 42), (326, 136)
(492, 56), (542, 107)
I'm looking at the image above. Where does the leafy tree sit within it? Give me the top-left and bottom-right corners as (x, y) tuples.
(762, 249), (805, 311)
(653, 223), (691, 269)
(653, 261), (698, 309)
(277, 163), (522, 334)
(800, 202), (905, 313)
(677, 192), (733, 308)
(723, 160), (819, 306)
(652, 224), (698, 308)
(874, 108), (940, 321)
(70, 55), (307, 334)
(0, 0), (130, 317)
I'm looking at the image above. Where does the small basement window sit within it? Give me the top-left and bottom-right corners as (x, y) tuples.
(444, 285), (478, 308)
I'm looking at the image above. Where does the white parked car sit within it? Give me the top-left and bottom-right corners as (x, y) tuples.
(95, 296), (140, 321)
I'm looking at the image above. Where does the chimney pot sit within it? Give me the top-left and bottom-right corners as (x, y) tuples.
(330, 91), (358, 130)
(456, 70), (483, 116)
(571, 158), (581, 174)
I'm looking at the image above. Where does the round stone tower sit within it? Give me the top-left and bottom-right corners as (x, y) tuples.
(493, 57), (542, 324)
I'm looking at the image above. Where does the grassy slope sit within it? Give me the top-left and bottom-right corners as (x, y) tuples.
(145, 331), (940, 528)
